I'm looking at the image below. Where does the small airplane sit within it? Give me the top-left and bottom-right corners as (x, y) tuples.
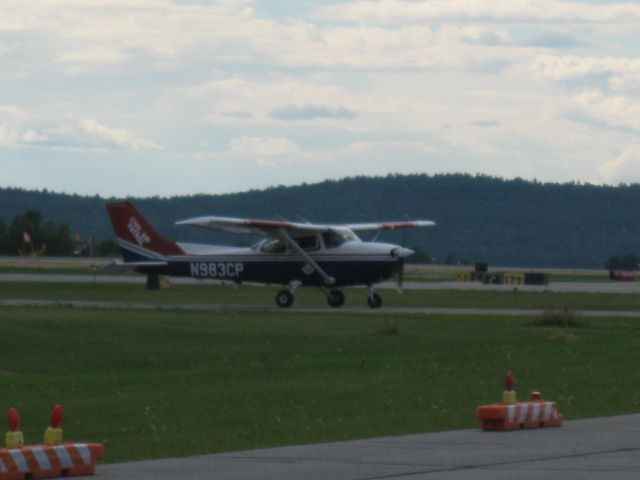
(106, 200), (435, 308)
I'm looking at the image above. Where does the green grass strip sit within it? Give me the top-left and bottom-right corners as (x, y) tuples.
(1, 306), (639, 462)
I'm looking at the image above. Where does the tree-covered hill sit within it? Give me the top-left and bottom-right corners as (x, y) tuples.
(1, 174), (638, 267)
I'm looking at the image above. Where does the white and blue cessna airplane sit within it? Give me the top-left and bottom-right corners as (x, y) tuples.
(106, 201), (435, 308)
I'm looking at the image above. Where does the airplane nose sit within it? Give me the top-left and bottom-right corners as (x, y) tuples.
(391, 247), (415, 258)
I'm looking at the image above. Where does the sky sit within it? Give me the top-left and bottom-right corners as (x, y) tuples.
(1, 0), (640, 197)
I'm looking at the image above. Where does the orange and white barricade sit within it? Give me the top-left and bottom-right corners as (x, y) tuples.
(0, 442), (104, 480)
(477, 393), (563, 431)
(3, 406), (103, 479)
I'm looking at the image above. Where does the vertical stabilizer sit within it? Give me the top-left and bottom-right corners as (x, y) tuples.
(106, 201), (184, 256)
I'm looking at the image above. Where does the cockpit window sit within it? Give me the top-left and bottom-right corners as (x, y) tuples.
(340, 230), (359, 241)
(323, 229), (359, 248)
(323, 231), (344, 248)
(260, 238), (287, 253)
(295, 235), (320, 251)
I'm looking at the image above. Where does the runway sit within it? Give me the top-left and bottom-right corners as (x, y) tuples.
(2, 273), (640, 294)
(99, 414), (640, 479)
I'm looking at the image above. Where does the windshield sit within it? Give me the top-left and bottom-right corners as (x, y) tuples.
(323, 228), (359, 248)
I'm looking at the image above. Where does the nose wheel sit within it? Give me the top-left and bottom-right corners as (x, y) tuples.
(367, 292), (383, 309)
(275, 289), (294, 308)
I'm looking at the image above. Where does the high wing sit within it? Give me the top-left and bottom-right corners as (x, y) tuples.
(175, 216), (328, 237)
(177, 216), (435, 237)
(343, 220), (436, 232)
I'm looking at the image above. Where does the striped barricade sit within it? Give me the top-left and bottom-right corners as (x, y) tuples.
(0, 443), (103, 479)
(477, 400), (563, 431)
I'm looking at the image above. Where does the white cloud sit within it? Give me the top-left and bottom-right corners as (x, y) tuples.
(0, 108), (161, 152)
(0, 2), (527, 74)
(0, 125), (17, 146)
(0, 105), (25, 119)
(54, 48), (130, 75)
(532, 55), (640, 87)
(230, 136), (299, 156)
(0, 1), (261, 73)
(79, 119), (161, 151)
(599, 144), (640, 184)
(185, 76), (353, 125)
(570, 90), (640, 132)
(314, 0), (640, 24)
(268, 104), (356, 121)
(609, 74), (640, 95)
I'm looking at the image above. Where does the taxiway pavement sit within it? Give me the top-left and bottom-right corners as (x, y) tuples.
(2, 273), (640, 294)
(99, 414), (640, 479)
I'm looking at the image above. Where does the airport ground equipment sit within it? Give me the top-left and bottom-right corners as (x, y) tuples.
(1, 406), (104, 479)
(476, 372), (563, 431)
(457, 268), (549, 285)
(610, 270), (635, 281)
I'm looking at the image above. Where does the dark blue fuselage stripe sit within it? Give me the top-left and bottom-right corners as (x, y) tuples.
(136, 258), (401, 287)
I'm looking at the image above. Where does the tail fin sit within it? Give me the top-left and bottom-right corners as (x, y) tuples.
(106, 200), (184, 258)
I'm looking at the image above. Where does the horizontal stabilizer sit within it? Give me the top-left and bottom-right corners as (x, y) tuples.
(102, 260), (168, 271)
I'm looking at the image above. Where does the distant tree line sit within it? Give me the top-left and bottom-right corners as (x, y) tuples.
(0, 209), (117, 256)
(605, 254), (640, 271)
(2, 174), (640, 266)
(0, 210), (72, 255)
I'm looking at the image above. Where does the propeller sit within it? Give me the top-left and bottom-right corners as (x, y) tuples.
(391, 247), (413, 293)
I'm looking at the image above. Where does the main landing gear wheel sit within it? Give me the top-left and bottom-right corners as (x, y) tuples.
(276, 290), (294, 308)
(367, 293), (383, 309)
(327, 289), (345, 308)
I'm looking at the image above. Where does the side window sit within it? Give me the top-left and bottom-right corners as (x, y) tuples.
(295, 235), (320, 251)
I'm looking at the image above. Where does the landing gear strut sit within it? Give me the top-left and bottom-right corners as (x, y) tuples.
(275, 289), (294, 308)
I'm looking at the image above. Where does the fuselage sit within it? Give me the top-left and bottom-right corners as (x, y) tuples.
(123, 234), (411, 287)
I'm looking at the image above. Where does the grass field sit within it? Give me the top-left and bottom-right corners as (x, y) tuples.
(3, 281), (640, 311)
(1, 304), (640, 463)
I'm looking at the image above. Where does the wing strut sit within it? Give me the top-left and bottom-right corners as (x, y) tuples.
(279, 229), (335, 285)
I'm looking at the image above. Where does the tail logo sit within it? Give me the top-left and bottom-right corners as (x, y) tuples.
(127, 217), (151, 246)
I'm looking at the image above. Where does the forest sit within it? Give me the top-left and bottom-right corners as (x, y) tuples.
(0, 174), (639, 267)
(0, 209), (73, 256)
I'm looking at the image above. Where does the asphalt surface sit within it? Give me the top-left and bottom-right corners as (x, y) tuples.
(3, 273), (640, 294)
(3, 272), (640, 316)
(98, 414), (640, 479)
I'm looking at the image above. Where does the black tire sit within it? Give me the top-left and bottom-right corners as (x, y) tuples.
(327, 289), (345, 308)
(276, 290), (294, 308)
(367, 293), (383, 309)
